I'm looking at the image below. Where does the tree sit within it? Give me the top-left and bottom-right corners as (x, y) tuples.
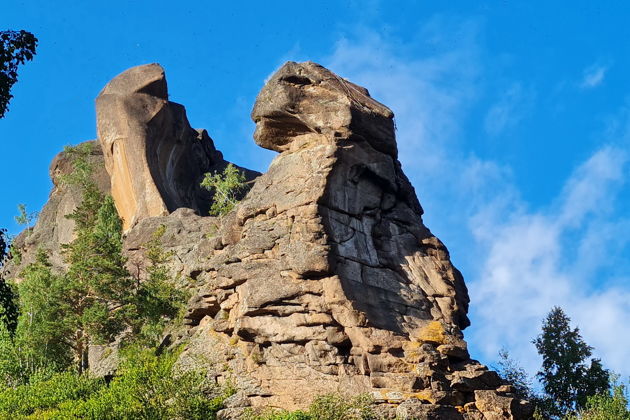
(58, 143), (184, 370)
(533, 306), (610, 417)
(130, 224), (186, 346)
(0, 229), (18, 335)
(14, 203), (37, 232)
(201, 163), (247, 216)
(495, 348), (536, 401)
(565, 379), (630, 420)
(63, 195), (138, 371)
(0, 30), (38, 118)
(16, 250), (73, 371)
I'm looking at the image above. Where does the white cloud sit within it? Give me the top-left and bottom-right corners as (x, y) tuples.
(580, 63), (609, 89)
(322, 22), (630, 380)
(469, 145), (630, 375)
(484, 83), (533, 136)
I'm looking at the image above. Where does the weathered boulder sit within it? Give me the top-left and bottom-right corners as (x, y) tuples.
(96, 63), (258, 230)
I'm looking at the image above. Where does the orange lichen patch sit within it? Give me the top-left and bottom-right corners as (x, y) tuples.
(417, 321), (446, 345)
(402, 340), (423, 363)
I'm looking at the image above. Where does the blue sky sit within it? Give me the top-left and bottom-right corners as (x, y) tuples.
(2, 1), (630, 380)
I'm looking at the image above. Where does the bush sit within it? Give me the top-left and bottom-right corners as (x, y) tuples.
(0, 348), (231, 419)
(564, 381), (630, 420)
(201, 163), (247, 216)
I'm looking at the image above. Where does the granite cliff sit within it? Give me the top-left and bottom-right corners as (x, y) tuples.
(5, 62), (533, 419)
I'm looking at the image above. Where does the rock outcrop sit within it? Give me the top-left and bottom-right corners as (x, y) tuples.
(2, 141), (110, 277)
(145, 62), (531, 418)
(7, 62), (533, 419)
(96, 63), (258, 230)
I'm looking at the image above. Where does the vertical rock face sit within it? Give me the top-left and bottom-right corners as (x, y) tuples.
(96, 63), (257, 230)
(172, 62), (532, 418)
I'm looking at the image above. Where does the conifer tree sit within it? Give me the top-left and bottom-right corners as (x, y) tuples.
(533, 306), (610, 417)
(63, 195), (137, 371)
(0, 229), (18, 335)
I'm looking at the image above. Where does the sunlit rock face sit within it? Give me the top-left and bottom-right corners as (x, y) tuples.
(96, 63), (257, 230)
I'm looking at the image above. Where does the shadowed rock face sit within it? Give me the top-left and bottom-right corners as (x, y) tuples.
(96, 63), (258, 230)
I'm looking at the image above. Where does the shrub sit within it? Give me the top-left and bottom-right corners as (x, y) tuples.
(201, 163), (247, 216)
(564, 381), (630, 420)
(0, 348), (231, 419)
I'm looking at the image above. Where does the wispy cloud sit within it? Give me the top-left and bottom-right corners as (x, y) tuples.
(484, 83), (534, 136)
(469, 145), (630, 375)
(580, 63), (610, 89)
(322, 22), (630, 379)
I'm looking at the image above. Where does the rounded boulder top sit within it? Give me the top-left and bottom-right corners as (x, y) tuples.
(98, 63), (168, 99)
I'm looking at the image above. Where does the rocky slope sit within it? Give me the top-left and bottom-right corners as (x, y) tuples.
(5, 62), (533, 419)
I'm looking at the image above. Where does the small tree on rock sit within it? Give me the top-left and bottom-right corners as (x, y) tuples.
(201, 163), (247, 216)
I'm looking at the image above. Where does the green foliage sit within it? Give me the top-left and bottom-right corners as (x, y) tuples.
(62, 195), (137, 370)
(0, 229), (6, 261)
(0, 370), (103, 418)
(16, 250), (73, 372)
(58, 142), (97, 191)
(534, 306), (610, 418)
(0, 30), (38, 118)
(0, 230), (16, 334)
(245, 393), (376, 420)
(14, 203), (37, 231)
(201, 163), (247, 216)
(0, 349), (230, 419)
(0, 229), (18, 335)
(6, 143), (186, 374)
(130, 225), (187, 347)
(0, 279), (17, 335)
(564, 380), (630, 420)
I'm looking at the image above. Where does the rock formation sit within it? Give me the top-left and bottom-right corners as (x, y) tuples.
(2, 141), (110, 277)
(154, 62), (530, 418)
(96, 63), (258, 230)
(6, 62), (533, 419)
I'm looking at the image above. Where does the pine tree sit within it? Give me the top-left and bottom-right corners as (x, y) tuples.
(131, 225), (185, 346)
(63, 195), (136, 371)
(17, 250), (73, 371)
(533, 306), (610, 417)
